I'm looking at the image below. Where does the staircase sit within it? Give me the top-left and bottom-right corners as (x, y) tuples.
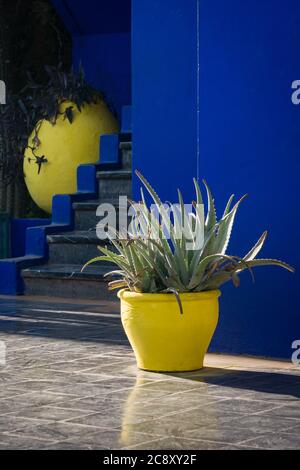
(22, 141), (132, 300)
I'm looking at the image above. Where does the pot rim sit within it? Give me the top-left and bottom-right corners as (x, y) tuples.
(117, 288), (221, 302)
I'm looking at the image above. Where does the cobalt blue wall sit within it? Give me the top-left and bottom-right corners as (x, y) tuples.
(132, 0), (199, 202)
(132, 0), (299, 358)
(73, 33), (131, 118)
(199, 0), (300, 359)
(11, 219), (50, 258)
(52, 0), (131, 118)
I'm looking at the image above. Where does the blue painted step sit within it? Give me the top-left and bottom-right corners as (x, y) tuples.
(0, 106), (132, 296)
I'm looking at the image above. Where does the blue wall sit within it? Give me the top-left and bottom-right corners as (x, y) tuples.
(11, 219), (51, 258)
(52, 0), (131, 119)
(132, 0), (199, 202)
(199, 0), (300, 359)
(73, 33), (131, 117)
(132, 0), (299, 359)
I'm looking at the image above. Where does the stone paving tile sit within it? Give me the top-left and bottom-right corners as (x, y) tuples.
(117, 409), (247, 439)
(45, 430), (164, 450)
(119, 396), (228, 421)
(6, 421), (109, 442)
(184, 416), (300, 444)
(183, 426), (258, 445)
(192, 397), (286, 415)
(8, 426), (158, 450)
(256, 403), (300, 420)
(123, 437), (228, 450)
(237, 431), (300, 450)
(0, 415), (52, 433)
(38, 440), (94, 450)
(43, 380), (141, 398)
(161, 383), (252, 399)
(135, 378), (216, 393)
(77, 362), (138, 377)
(9, 405), (98, 422)
(220, 444), (263, 450)
(228, 413), (300, 431)
(0, 391), (73, 410)
(0, 296), (299, 450)
(41, 358), (127, 373)
(64, 409), (151, 429)
(0, 433), (55, 449)
(242, 387), (300, 402)
(0, 387), (35, 399)
(6, 369), (104, 385)
(145, 390), (283, 415)
(4, 379), (71, 392)
(45, 399), (123, 414)
(0, 403), (35, 417)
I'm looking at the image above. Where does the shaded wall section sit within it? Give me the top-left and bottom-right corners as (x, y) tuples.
(52, 0), (131, 118)
(73, 33), (131, 117)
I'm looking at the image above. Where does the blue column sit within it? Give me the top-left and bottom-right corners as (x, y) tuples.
(132, 0), (199, 201)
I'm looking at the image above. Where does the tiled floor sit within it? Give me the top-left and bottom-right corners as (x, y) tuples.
(0, 295), (299, 450)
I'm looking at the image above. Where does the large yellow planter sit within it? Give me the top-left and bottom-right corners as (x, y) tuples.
(118, 289), (221, 372)
(24, 100), (119, 213)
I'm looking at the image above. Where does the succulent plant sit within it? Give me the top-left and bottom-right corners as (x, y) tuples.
(83, 171), (294, 302)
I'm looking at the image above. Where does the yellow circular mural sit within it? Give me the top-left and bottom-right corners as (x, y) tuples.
(24, 100), (119, 213)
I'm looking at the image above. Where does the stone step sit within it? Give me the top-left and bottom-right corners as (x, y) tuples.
(97, 170), (132, 199)
(47, 230), (115, 265)
(119, 141), (132, 170)
(74, 200), (105, 232)
(22, 264), (117, 300)
(21, 138), (132, 299)
(73, 198), (130, 231)
(74, 139), (132, 231)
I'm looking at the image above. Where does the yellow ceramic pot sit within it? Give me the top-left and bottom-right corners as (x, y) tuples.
(118, 289), (221, 372)
(24, 100), (119, 213)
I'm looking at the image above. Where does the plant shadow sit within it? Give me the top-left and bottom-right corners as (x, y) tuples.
(164, 366), (300, 399)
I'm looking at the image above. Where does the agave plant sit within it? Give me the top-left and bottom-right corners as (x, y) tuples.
(83, 171), (294, 303)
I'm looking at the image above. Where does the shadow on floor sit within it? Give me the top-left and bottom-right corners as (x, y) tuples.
(0, 298), (299, 401)
(0, 299), (127, 345)
(165, 367), (300, 398)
